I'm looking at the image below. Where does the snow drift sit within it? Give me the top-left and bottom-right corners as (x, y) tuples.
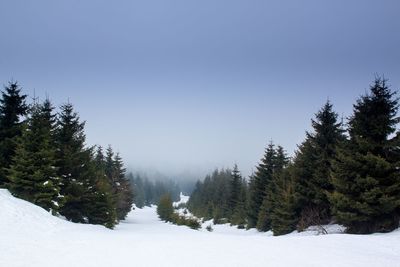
(1, 189), (400, 267)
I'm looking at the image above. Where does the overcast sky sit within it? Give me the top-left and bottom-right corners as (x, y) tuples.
(1, 0), (399, 178)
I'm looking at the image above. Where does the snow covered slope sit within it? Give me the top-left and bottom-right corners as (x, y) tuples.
(1, 189), (400, 267)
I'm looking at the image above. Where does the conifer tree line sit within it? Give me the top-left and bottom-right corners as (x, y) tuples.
(188, 77), (400, 235)
(0, 81), (134, 229)
(129, 174), (181, 208)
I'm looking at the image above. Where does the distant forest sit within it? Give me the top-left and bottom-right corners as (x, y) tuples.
(0, 80), (187, 229)
(1, 77), (399, 236)
(188, 77), (400, 235)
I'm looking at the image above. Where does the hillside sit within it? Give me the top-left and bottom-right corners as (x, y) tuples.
(1, 189), (399, 267)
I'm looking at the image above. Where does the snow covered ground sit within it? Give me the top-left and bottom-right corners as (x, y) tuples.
(1, 189), (400, 267)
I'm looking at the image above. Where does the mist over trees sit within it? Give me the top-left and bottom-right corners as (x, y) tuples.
(129, 174), (180, 208)
(1, 77), (399, 236)
(187, 77), (400, 235)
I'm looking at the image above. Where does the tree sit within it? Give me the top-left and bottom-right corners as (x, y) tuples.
(292, 101), (344, 230)
(0, 81), (28, 187)
(157, 194), (174, 222)
(7, 100), (62, 213)
(56, 103), (92, 222)
(247, 142), (276, 228)
(256, 145), (289, 232)
(113, 152), (134, 221)
(330, 77), (400, 234)
(270, 167), (298, 236)
(228, 164), (242, 217)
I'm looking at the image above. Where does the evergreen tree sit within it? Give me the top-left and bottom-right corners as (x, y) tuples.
(247, 142), (276, 228)
(0, 82), (28, 187)
(85, 150), (117, 229)
(7, 100), (61, 213)
(113, 152), (134, 221)
(330, 78), (400, 234)
(157, 194), (174, 222)
(270, 167), (298, 236)
(293, 101), (344, 229)
(228, 164), (242, 218)
(230, 179), (248, 228)
(256, 145), (289, 232)
(56, 103), (92, 222)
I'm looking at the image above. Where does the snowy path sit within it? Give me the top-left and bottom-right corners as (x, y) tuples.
(1, 189), (400, 267)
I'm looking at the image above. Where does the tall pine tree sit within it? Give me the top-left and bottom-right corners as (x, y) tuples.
(7, 100), (62, 213)
(330, 78), (400, 234)
(56, 103), (92, 222)
(294, 101), (344, 229)
(0, 82), (28, 187)
(247, 142), (276, 228)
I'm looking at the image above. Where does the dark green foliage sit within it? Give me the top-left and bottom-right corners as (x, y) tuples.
(248, 142), (276, 229)
(330, 78), (400, 234)
(7, 100), (61, 213)
(128, 174), (181, 208)
(158, 194), (201, 230)
(55, 104), (123, 228)
(293, 101), (345, 229)
(187, 169), (233, 223)
(56, 103), (93, 222)
(255, 144), (289, 232)
(109, 151), (134, 221)
(270, 167), (298, 236)
(0, 82), (28, 187)
(157, 194), (174, 221)
(170, 213), (202, 230)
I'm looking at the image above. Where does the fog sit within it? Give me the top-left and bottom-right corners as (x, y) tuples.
(1, 0), (399, 182)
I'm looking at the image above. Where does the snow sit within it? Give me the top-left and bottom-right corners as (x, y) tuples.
(1, 189), (400, 267)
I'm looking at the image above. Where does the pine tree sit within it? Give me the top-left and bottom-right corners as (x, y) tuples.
(85, 150), (117, 229)
(113, 152), (134, 221)
(157, 194), (174, 222)
(293, 102), (344, 230)
(0, 82), (28, 187)
(256, 145), (289, 232)
(7, 100), (61, 213)
(247, 142), (276, 228)
(228, 164), (242, 218)
(330, 77), (400, 234)
(270, 167), (298, 236)
(230, 179), (248, 228)
(56, 103), (92, 222)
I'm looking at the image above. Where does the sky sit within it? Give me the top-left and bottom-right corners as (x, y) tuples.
(1, 0), (399, 179)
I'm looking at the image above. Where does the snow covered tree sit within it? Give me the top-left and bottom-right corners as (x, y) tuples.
(330, 78), (400, 234)
(7, 100), (62, 213)
(0, 81), (28, 187)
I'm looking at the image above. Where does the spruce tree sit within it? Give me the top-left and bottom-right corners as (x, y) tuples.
(293, 102), (344, 229)
(247, 142), (276, 228)
(229, 164), (242, 218)
(113, 152), (134, 221)
(270, 167), (298, 236)
(7, 100), (61, 213)
(56, 103), (92, 222)
(85, 149), (117, 229)
(330, 78), (400, 234)
(0, 82), (28, 187)
(157, 194), (174, 222)
(256, 145), (289, 232)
